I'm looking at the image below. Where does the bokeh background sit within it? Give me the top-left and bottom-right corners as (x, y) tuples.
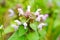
(0, 0), (60, 40)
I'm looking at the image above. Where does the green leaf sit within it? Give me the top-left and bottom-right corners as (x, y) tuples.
(4, 26), (14, 35)
(8, 32), (27, 40)
(8, 25), (28, 40)
(26, 32), (39, 40)
(38, 30), (46, 37)
(8, 31), (19, 40)
(30, 21), (39, 31)
(38, 30), (46, 40)
(18, 25), (28, 36)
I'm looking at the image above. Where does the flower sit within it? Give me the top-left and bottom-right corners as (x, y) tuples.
(38, 23), (47, 30)
(34, 9), (41, 16)
(23, 22), (27, 29)
(42, 14), (48, 21)
(24, 5), (31, 18)
(35, 15), (43, 22)
(14, 20), (21, 26)
(11, 24), (19, 31)
(8, 9), (14, 17)
(18, 8), (24, 16)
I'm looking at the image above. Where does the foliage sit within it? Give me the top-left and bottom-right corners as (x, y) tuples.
(0, 0), (60, 40)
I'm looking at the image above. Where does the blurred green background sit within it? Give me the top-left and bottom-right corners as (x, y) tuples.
(0, 0), (60, 40)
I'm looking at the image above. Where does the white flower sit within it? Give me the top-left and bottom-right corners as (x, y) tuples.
(34, 9), (41, 16)
(23, 22), (27, 29)
(8, 9), (14, 17)
(0, 25), (3, 29)
(18, 8), (24, 16)
(27, 5), (31, 12)
(38, 23), (47, 30)
(14, 20), (21, 26)
(11, 24), (19, 31)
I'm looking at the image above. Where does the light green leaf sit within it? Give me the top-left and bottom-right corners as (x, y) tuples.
(26, 32), (39, 40)
(4, 26), (14, 35)
(8, 25), (28, 40)
(38, 30), (46, 37)
(30, 21), (39, 31)
(8, 32), (27, 40)
(18, 25), (28, 36)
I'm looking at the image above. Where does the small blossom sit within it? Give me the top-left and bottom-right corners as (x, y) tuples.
(8, 9), (14, 17)
(23, 22), (27, 29)
(36, 16), (41, 22)
(24, 5), (31, 18)
(11, 24), (19, 31)
(14, 20), (21, 25)
(38, 23), (47, 30)
(42, 14), (48, 20)
(34, 9), (41, 16)
(18, 8), (24, 16)
(35, 15), (43, 22)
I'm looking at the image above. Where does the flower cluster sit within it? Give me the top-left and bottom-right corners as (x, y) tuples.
(8, 4), (48, 31)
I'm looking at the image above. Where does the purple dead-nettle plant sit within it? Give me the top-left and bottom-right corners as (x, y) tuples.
(8, 9), (14, 17)
(14, 20), (22, 26)
(8, 5), (48, 31)
(11, 24), (19, 31)
(38, 23), (47, 30)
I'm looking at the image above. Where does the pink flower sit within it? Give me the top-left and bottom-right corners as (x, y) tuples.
(38, 23), (47, 30)
(42, 14), (48, 21)
(24, 5), (31, 18)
